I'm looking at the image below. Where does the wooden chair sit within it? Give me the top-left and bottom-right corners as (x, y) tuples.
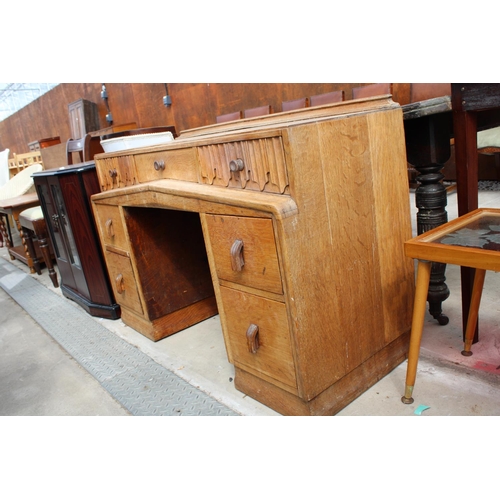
(19, 206), (59, 287)
(352, 83), (393, 99)
(282, 97), (309, 112)
(243, 105), (272, 118)
(309, 90), (344, 106)
(66, 134), (91, 165)
(409, 83), (451, 103)
(8, 151), (43, 177)
(216, 111), (243, 123)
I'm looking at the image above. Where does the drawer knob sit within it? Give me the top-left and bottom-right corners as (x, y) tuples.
(154, 160), (165, 171)
(230, 238), (244, 271)
(109, 168), (117, 178)
(246, 324), (260, 354)
(115, 274), (125, 294)
(105, 218), (114, 238)
(229, 158), (244, 172)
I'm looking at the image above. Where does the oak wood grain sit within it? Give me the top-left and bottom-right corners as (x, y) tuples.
(92, 98), (414, 413)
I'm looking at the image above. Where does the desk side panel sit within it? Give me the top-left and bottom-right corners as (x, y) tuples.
(281, 108), (413, 399)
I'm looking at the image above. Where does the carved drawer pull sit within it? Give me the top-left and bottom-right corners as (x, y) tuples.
(229, 158), (244, 172)
(154, 160), (165, 171)
(109, 168), (117, 178)
(246, 324), (260, 354)
(105, 219), (114, 238)
(115, 274), (125, 294)
(230, 238), (244, 271)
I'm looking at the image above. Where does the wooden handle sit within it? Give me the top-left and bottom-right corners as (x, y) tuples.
(246, 324), (259, 354)
(229, 158), (244, 172)
(115, 274), (125, 294)
(105, 218), (114, 238)
(230, 238), (244, 271)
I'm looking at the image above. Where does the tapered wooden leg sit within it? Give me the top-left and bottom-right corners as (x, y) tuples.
(402, 260), (432, 404)
(461, 268), (486, 356)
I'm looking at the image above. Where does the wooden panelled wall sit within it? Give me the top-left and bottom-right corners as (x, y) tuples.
(0, 83), (414, 156)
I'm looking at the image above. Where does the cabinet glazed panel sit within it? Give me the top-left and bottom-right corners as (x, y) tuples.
(205, 214), (283, 294)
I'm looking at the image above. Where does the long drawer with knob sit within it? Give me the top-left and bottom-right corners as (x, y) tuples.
(95, 147), (199, 191)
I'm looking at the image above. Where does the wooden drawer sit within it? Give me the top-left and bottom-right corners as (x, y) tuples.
(220, 286), (296, 389)
(134, 148), (199, 184)
(95, 156), (137, 191)
(204, 214), (282, 295)
(103, 249), (143, 315)
(94, 204), (128, 251)
(198, 137), (289, 193)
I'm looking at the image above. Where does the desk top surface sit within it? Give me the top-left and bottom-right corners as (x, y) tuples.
(402, 96), (451, 120)
(0, 192), (39, 211)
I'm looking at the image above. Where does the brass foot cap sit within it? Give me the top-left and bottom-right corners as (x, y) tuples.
(461, 350), (473, 357)
(401, 396), (414, 404)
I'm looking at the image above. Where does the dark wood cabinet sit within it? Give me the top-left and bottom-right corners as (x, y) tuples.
(68, 99), (100, 139)
(33, 162), (120, 319)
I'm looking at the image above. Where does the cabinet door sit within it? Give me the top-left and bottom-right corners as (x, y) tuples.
(58, 171), (114, 305)
(36, 179), (78, 292)
(68, 99), (99, 139)
(68, 101), (85, 139)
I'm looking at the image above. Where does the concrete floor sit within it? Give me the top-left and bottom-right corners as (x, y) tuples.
(1, 190), (499, 416)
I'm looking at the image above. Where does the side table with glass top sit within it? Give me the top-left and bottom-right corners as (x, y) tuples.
(402, 208), (500, 404)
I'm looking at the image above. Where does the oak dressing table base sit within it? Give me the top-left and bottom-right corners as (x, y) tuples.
(93, 97), (415, 415)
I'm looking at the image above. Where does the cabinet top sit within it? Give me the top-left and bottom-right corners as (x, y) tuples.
(32, 161), (96, 177)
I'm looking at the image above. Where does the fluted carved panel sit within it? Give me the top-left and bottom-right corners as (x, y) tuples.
(198, 137), (289, 194)
(97, 156), (137, 191)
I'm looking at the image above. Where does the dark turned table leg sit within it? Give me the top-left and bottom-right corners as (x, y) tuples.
(413, 164), (450, 324)
(404, 109), (452, 326)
